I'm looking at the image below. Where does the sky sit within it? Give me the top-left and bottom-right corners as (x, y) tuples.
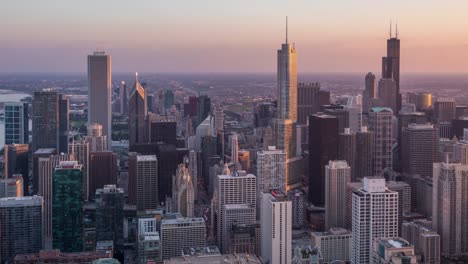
(1, 0), (468, 73)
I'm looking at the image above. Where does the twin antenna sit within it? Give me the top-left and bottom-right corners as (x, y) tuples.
(389, 20), (399, 39)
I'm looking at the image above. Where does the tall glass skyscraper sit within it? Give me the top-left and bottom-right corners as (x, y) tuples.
(4, 102), (28, 145)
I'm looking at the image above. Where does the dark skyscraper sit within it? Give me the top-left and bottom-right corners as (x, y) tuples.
(197, 95), (211, 126)
(58, 94), (69, 154)
(308, 113), (339, 205)
(87, 51), (112, 147)
(4, 144), (29, 195)
(119, 81), (128, 115)
(32, 90), (59, 152)
(355, 127), (374, 181)
(128, 73), (147, 146)
(338, 128), (356, 180)
(88, 152), (117, 200)
(401, 123), (438, 177)
(382, 23), (401, 111)
(297, 82), (330, 125)
(149, 120), (177, 145)
(188, 96), (198, 117)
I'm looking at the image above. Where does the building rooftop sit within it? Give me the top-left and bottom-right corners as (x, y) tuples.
(34, 148), (56, 155)
(136, 155), (157, 162)
(161, 217), (205, 225)
(312, 227), (351, 237)
(370, 107), (393, 113)
(165, 253), (262, 264)
(0, 195), (43, 207)
(182, 246), (221, 257)
(224, 204), (254, 210)
(376, 237), (412, 249)
(269, 189), (288, 202)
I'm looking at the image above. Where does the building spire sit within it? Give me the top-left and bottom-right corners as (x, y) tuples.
(396, 21), (398, 39)
(286, 16), (288, 44)
(389, 20), (392, 38)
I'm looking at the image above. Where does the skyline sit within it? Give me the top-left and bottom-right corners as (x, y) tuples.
(2, 1), (468, 73)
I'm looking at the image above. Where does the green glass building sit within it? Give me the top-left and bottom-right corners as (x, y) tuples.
(52, 161), (84, 252)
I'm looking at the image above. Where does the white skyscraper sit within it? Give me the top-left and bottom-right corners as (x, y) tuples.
(169, 163), (194, 218)
(160, 217), (206, 260)
(257, 146), (287, 194)
(325, 160), (351, 229)
(433, 162), (468, 256)
(351, 177), (399, 264)
(87, 52), (112, 148)
(261, 190), (292, 264)
(215, 172), (256, 253)
(368, 107), (393, 176)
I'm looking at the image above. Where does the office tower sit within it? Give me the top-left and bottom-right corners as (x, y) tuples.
(128, 73), (147, 146)
(438, 121), (453, 139)
(434, 98), (456, 122)
(4, 144), (29, 195)
(227, 224), (259, 255)
(371, 237), (417, 263)
(38, 152), (74, 246)
(87, 51), (112, 147)
(32, 90), (59, 152)
(164, 90), (175, 110)
(129, 155), (158, 212)
(308, 113), (339, 205)
(147, 94), (154, 113)
(401, 123), (438, 177)
(311, 228), (352, 263)
(355, 127), (374, 180)
(324, 106), (349, 134)
(325, 160), (351, 229)
(169, 163), (194, 217)
(32, 148), (56, 194)
(188, 150), (198, 199)
(195, 114), (215, 151)
(277, 20), (297, 122)
(52, 161), (83, 252)
(160, 217), (206, 260)
(273, 118), (296, 159)
(452, 118), (468, 139)
(215, 172), (256, 252)
(0, 175), (23, 198)
(222, 204), (256, 253)
(197, 95), (211, 126)
(257, 146), (287, 193)
(188, 96), (198, 117)
(433, 162), (468, 256)
(297, 82), (322, 125)
(119, 81), (128, 115)
(351, 177), (399, 264)
(386, 181), (411, 233)
(85, 123), (108, 151)
(339, 95), (363, 133)
(214, 107), (224, 131)
(287, 189), (305, 228)
(254, 102), (274, 128)
(382, 24), (401, 111)
(230, 133), (239, 163)
(378, 78), (398, 113)
(69, 140), (90, 200)
(149, 120), (177, 145)
(407, 92), (432, 111)
(260, 190), (292, 264)
(365, 72), (377, 99)
(338, 129), (356, 179)
(4, 102), (28, 145)
(138, 217), (161, 263)
(368, 107), (393, 176)
(0, 196), (43, 264)
(401, 221), (441, 263)
(238, 150), (250, 172)
(58, 94), (69, 153)
(95, 185), (124, 258)
(89, 152), (117, 200)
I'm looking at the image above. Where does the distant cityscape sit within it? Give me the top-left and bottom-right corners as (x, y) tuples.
(2, 14), (468, 264)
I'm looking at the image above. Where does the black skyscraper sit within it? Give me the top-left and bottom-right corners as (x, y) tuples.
(382, 24), (401, 111)
(197, 95), (211, 126)
(308, 114), (339, 205)
(4, 144), (29, 195)
(58, 94), (69, 154)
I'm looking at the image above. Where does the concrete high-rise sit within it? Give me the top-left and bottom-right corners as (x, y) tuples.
(230, 133), (239, 164)
(89, 151), (117, 200)
(257, 146), (287, 194)
(325, 160), (351, 230)
(0, 196), (43, 264)
(52, 161), (83, 252)
(351, 177), (399, 264)
(222, 204), (256, 253)
(308, 113), (339, 205)
(87, 51), (112, 147)
(119, 81), (128, 115)
(260, 190), (292, 264)
(130, 155), (158, 212)
(368, 107), (393, 176)
(4, 102), (29, 145)
(215, 172), (256, 253)
(85, 123), (108, 151)
(433, 162), (468, 256)
(128, 73), (147, 146)
(382, 24), (401, 111)
(434, 98), (456, 123)
(311, 228), (352, 263)
(160, 217), (206, 260)
(401, 123), (438, 177)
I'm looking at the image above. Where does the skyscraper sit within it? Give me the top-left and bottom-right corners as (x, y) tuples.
(4, 144), (29, 195)
(407, 92), (432, 111)
(128, 73), (147, 146)
(308, 113), (339, 205)
(277, 18), (297, 122)
(434, 97), (456, 123)
(52, 161), (83, 252)
(160, 217), (206, 260)
(382, 24), (401, 111)
(351, 177), (399, 264)
(378, 78), (397, 113)
(368, 107), (393, 176)
(32, 90), (59, 152)
(32, 148), (57, 195)
(260, 190), (292, 264)
(325, 160), (351, 230)
(364, 72), (376, 99)
(338, 128), (356, 180)
(58, 94), (69, 153)
(130, 155), (158, 212)
(256, 146), (287, 194)
(230, 133), (239, 164)
(89, 151), (117, 200)
(273, 118), (297, 159)
(355, 127), (374, 180)
(0, 196), (43, 264)
(119, 81), (128, 115)
(87, 51), (112, 147)
(0, 175), (23, 198)
(433, 162), (468, 256)
(168, 162), (195, 218)
(197, 95), (211, 126)
(4, 102), (29, 145)
(401, 123), (438, 177)
(85, 123), (108, 151)
(297, 82), (323, 125)
(69, 140), (90, 200)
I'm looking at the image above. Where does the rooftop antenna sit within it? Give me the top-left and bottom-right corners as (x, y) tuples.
(286, 16), (288, 44)
(396, 21), (399, 39)
(389, 20), (392, 38)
